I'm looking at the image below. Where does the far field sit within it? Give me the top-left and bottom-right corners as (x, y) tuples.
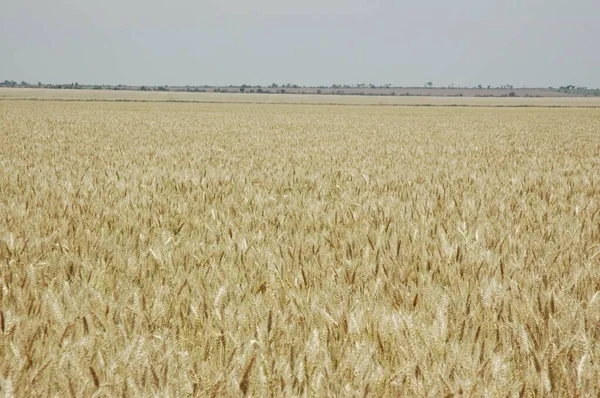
(2, 87), (600, 107)
(2, 85), (598, 99)
(0, 96), (599, 395)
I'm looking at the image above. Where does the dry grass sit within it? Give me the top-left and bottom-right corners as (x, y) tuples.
(1, 100), (599, 396)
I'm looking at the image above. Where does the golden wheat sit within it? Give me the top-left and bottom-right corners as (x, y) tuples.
(0, 99), (599, 396)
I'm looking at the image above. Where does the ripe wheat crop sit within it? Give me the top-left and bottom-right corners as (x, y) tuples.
(1, 100), (599, 396)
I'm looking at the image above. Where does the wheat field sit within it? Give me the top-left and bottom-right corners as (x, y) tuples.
(1, 99), (599, 396)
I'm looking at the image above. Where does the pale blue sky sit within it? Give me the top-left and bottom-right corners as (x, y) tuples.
(1, 0), (598, 87)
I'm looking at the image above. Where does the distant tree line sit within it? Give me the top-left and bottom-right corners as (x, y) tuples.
(1, 80), (82, 89)
(2, 79), (599, 97)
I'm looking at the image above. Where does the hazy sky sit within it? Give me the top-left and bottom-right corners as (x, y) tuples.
(1, 0), (598, 87)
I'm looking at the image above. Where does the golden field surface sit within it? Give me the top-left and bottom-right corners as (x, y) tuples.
(1, 99), (600, 396)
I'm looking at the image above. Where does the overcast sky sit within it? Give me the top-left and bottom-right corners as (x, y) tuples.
(1, 0), (598, 87)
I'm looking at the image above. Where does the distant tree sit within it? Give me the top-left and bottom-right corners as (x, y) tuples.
(316, 89), (322, 94)
(487, 85), (491, 89)
(20, 81), (29, 86)
(508, 91), (516, 97)
(477, 84), (482, 89)
(271, 83), (278, 88)
(38, 82), (42, 87)
(240, 87), (245, 93)
(427, 82), (433, 88)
